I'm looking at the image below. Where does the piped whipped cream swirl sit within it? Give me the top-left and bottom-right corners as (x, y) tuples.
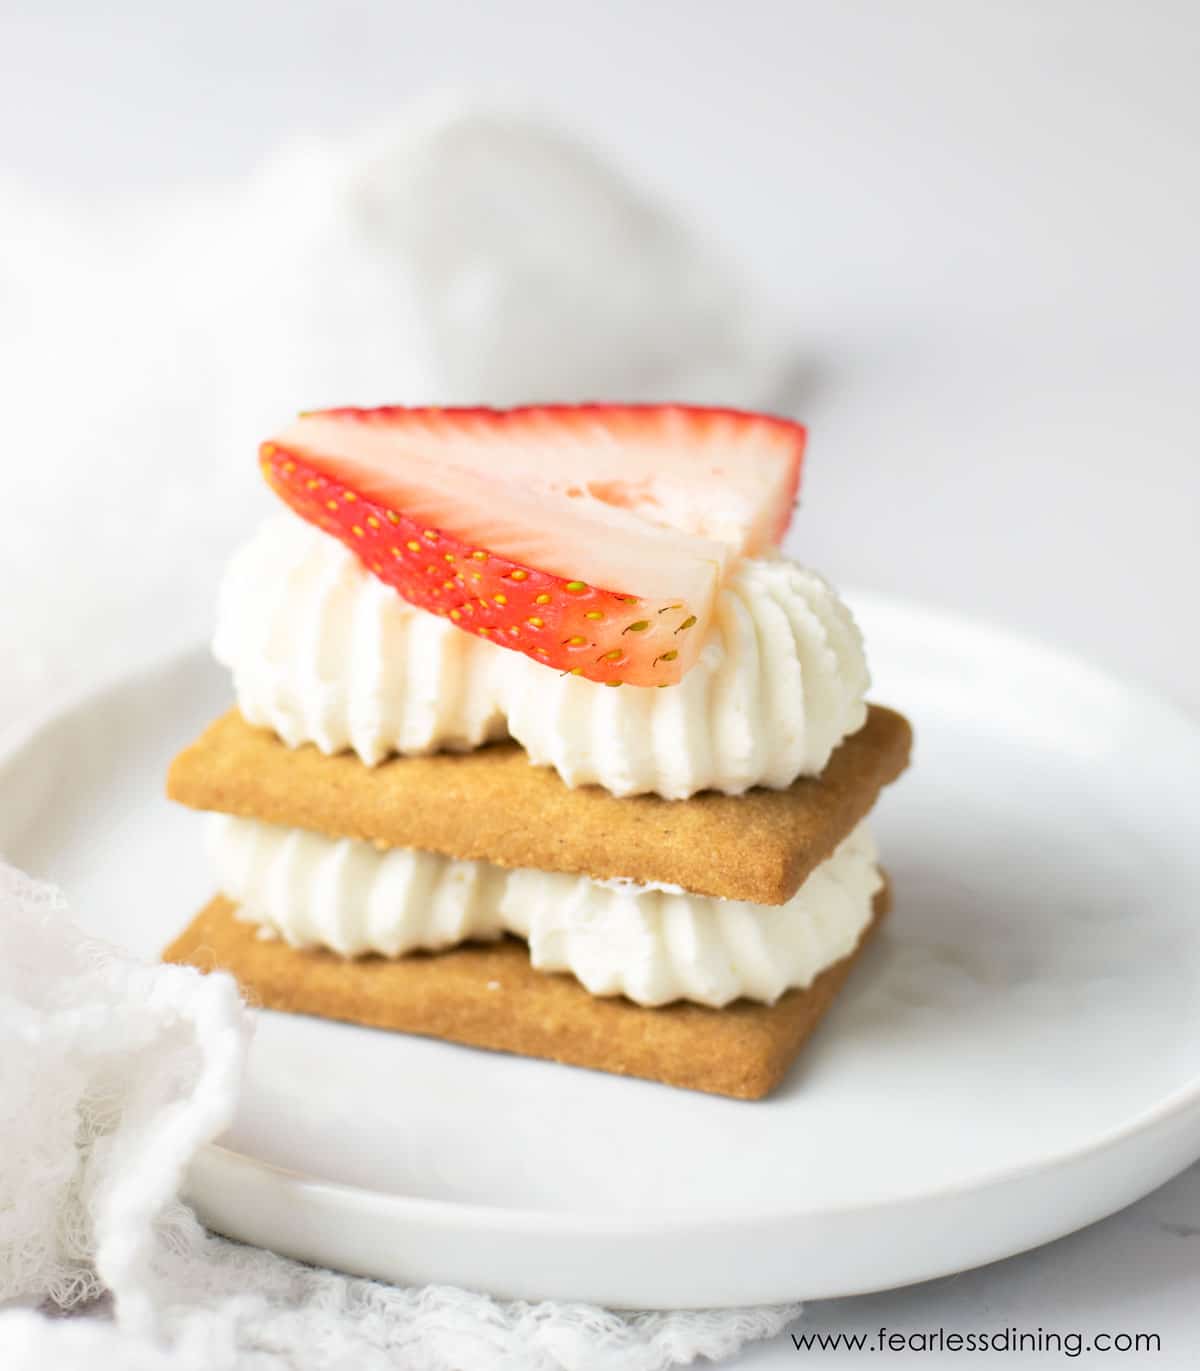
(215, 513), (507, 760)
(208, 814), (882, 1008)
(503, 556), (868, 796)
(215, 513), (870, 798)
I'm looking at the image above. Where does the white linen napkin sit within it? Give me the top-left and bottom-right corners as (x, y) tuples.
(0, 96), (802, 1368)
(0, 861), (799, 1369)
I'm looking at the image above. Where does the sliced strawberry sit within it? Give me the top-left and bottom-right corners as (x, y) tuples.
(260, 404), (805, 687)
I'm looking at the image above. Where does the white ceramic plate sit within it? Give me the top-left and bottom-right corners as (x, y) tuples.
(3, 594), (1200, 1309)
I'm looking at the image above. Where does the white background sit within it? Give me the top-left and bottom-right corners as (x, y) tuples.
(3, 1), (1198, 1364)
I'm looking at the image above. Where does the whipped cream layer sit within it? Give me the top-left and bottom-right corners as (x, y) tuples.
(214, 512), (508, 760)
(503, 556), (868, 796)
(215, 513), (869, 798)
(208, 814), (882, 1008)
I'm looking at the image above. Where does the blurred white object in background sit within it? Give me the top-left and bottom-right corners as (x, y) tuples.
(0, 96), (790, 720)
(231, 95), (788, 416)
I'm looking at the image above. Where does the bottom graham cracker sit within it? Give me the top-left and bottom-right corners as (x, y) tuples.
(164, 885), (890, 1100)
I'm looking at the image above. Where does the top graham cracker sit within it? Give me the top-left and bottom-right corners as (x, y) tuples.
(167, 704), (912, 905)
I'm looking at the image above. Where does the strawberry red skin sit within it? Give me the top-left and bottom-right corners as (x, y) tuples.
(261, 446), (698, 686)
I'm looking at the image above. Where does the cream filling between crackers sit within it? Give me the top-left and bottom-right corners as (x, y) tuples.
(214, 511), (871, 800)
(205, 813), (882, 1009)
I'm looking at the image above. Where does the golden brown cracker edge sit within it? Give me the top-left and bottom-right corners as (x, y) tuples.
(167, 705), (911, 905)
(164, 883), (890, 1101)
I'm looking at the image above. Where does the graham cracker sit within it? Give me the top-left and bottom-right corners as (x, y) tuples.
(167, 704), (911, 905)
(164, 885), (890, 1100)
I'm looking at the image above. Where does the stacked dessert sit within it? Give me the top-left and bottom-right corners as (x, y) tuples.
(166, 405), (911, 1099)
